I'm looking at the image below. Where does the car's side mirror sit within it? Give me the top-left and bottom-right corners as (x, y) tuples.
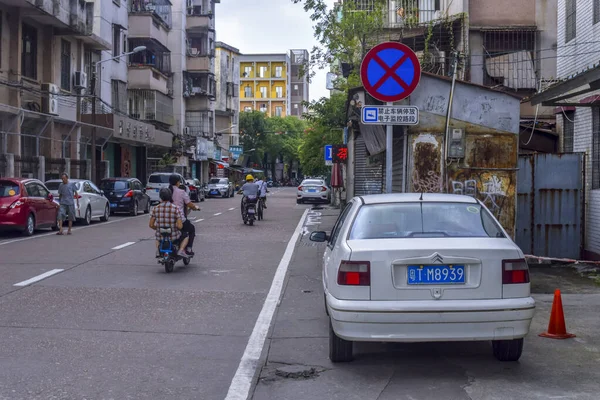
(47, 193), (54, 201)
(100, 190), (105, 196)
(309, 231), (328, 242)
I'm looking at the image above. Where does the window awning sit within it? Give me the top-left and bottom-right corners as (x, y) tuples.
(527, 63), (600, 107)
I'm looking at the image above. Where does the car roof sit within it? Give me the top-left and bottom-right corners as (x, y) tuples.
(45, 179), (86, 182)
(358, 193), (479, 205)
(150, 172), (180, 175)
(1, 178), (41, 184)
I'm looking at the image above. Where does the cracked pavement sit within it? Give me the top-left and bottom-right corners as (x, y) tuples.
(252, 208), (600, 400)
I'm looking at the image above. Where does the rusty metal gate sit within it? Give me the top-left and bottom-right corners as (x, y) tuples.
(516, 153), (584, 259)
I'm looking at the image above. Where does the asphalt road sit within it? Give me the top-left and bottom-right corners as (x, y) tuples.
(0, 188), (307, 399)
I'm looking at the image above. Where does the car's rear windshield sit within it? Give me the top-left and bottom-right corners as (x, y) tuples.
(302, 180), (323, 186)
(0, 181), (19, 197)
(210, 178), (227, 184)
(349, 202), (505, 239)
(149, 174), (170, 184)
(45, 181), (80, 191)
(100, 180), (129, 190)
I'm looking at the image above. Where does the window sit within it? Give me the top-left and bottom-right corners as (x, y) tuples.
(275, 106), (282, 117)
(294, 103), (299, 109)
(294, 84), (298, 90)
(60, 40), (71, 91)
(563, 111), (574, 152)
(244, 86), (253, 98)
(260, 87), (267, 98)
(349, 202), (504, 240)
(21, 23), (37, 79)
(25, 183), (40, 197)
(276, 86), (283, 98)
(275, 66), (282, 78)
(593, 107), (600, 189)
(122, 34), (127, 54)
(259, 66), (267, 78)
(36, 183), (49, 199)
(565, 0), (576, 42)
(328, 201), (354, 247)
(243, 66), (252, 77)
(244, 106), (252, 112)
(595, 0), (600, 24)
(112, 80), (127, 113)
(112, 25), (121, 58)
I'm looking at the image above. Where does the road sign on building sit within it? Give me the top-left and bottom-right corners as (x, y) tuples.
(324, 145), (333, 161)
(360, 42), (421, 103)
(361, 105), (419, 125)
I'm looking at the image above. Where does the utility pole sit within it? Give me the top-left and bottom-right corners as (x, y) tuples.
(90, 68), (97, 184)
(443, 51), (459, 189)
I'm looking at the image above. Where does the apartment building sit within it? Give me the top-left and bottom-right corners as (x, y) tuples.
(215, 42), (240, 164)
(528, 0), (600, 258)
(289, 49), (310, 117)
(239, 53), (291, 118)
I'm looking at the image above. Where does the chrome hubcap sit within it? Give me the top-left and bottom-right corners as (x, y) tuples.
(28, 217), (33, 233)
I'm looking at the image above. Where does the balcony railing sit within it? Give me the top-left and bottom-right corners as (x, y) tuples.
(129, 46), (171, 75)
(183, 72), (216, 99)
(128, 89), (174, 127)
(185, 110), (214, 138)
(386, 0), (440, 28)
(129, 0), (172, 28)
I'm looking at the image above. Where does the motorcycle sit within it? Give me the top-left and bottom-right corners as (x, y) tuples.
(240, 194), (258, 226)
(157, 227), (192, 273)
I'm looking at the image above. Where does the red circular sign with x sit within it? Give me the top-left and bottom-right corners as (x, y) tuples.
(360, 42), (422, 102)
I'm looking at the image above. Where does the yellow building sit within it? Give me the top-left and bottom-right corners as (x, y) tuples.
(239, 53), (291, 117)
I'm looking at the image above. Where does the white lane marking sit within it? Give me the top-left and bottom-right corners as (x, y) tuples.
(214, 212), (222, 216)
(0, 213), (150, 247)
(194, 219), (205, 224)
(228, 207), (236, 211)
(111, 241), (136, 250)
(14, 269), (64, 287)
(224, 208), (309, 400)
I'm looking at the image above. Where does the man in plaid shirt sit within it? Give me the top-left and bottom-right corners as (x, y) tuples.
(149, 188), (189, 258)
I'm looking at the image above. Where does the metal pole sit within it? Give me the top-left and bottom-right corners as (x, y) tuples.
(385, 101), (393, 193)
(444, 52), (459, 162)
(91, 66), (97, 184)
(402, 126), (408, 193)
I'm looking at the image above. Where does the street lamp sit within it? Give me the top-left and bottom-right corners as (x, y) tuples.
(89, 45), (146, 183)
(215, 124), (237, 136)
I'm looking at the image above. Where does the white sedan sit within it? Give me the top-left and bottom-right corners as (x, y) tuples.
(297, 179), (331, 204)
(310, 193), (535, 363)
(45, 179), (110, 225)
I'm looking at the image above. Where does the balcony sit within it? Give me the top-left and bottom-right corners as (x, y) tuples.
(183, 72), (216, 99)
(128, 39), (171, 94)
(185, 110), (214, 138)
(128, 15), (169, 49)
(129, 0), (172, 29)
(128, 67), (170, 95)
(187, 54), (211, 72)
(186, 9), (213, 30)
(386, 0), (441, 29)
(128, 89), (174, 128)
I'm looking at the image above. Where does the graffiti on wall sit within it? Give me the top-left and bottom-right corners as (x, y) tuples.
(411, 133), (442, 193)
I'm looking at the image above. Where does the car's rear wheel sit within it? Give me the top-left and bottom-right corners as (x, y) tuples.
(144, 200), (150, 214)
(492, 338), (523, 362)
(329, 319), (353, 362)
(23, 214), (35, 236)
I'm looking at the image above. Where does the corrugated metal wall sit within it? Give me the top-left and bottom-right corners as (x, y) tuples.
(516, 153), (584, 259)
(354, 133), (383, 196)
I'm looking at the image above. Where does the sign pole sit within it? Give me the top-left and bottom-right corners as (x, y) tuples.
(385, 101), (393, 193)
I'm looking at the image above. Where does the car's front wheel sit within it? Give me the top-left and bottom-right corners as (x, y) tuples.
(329, 319), (353, 363)
(492, 338), (523, 361)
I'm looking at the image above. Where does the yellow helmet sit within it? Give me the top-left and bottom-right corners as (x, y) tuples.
(246, 174), (254, 182)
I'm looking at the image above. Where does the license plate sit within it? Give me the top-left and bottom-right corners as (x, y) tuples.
(407, 265), (465, 285)
(155, 189), (160, 192)
(110, 203), (117, 208)
(247, 209), (255, 214)
(211, 190), (218, 194)
(307, 189), (317, 193)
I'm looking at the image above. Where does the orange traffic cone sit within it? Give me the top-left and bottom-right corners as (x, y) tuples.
(539, 289), (576, 339)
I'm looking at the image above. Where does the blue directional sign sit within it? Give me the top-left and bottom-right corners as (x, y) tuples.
(324, 145), (333, 162)
(360, 42), (422, 103)
(363, 107), (379, 123)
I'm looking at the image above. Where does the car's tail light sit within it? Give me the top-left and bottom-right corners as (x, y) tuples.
(337, 261), (370, 286)
(298, 186), (303, 191)
(74, 194), (82, 199)
(124, 190), (134, 198)
(9, 199), (24, 209)
(146, 187), (152, 191)
(502, 259), (530, 284)
(189, 185), (197, 191)
(321, 186), (327, 192)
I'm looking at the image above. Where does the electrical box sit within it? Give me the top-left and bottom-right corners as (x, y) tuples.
(448, 128), (465, 158)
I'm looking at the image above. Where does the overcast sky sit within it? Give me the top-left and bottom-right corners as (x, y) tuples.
(215, 0), (336, 103)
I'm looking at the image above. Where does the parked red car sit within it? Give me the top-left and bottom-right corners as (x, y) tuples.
(0, 178), (59, 236)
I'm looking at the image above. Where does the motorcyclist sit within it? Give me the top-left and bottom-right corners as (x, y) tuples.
(258, 176), (268, 209)
(149, 188), (189, 258)
(168, 174), (200, 256)
(238, 174), (259, 214)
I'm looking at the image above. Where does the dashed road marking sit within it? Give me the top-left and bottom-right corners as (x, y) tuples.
(194, 219), (205, 224)
(214, 212), (222, 216)
(14, 269), (64, 287)
(228, 207), (236, 211)
(111, 241), (136, 250)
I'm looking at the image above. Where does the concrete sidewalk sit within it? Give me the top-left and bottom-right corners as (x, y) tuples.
(253, 208), (600, 400)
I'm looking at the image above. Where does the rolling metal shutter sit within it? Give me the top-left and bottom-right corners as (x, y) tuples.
(354, 133), (383, 196)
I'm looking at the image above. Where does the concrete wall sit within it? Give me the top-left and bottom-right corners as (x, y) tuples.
(169, 0), (187, 136)
(470, 0), (536, 26)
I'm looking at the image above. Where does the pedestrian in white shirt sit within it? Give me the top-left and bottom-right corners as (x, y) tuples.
(257, 177), (268, 208)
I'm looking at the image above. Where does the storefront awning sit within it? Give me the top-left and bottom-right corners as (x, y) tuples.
(528, 63), (600, 107)
(359, 123), (386, 156)
(211, 161), (229, 169)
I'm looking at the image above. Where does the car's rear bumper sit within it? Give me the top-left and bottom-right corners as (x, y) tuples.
(107, 198), (133, 212)
(327, 293), (535, 342)
(298, 193), (329, 202)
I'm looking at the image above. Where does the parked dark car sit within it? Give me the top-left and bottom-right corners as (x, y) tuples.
(0, 178), (59, 236)
(99, 177), (150, 216)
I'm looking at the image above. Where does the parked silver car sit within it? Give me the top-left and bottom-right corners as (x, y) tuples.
(146, 172), (189, 204)
(45, 179), (110, 225)
(297, 179), (331, 204)
(206, 178), (234, 198)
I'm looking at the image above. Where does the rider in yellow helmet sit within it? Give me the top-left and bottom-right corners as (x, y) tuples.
(238, 174), (260, 216)
(245, 174), (254, 182)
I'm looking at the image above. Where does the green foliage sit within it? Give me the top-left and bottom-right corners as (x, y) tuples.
(158, 153), (177, 168)
(298, 93), (346, 176)
(291, 0), (386, 85)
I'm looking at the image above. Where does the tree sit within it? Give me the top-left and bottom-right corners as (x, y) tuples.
(298, 93), (346, 176)
(291, 0), (386, 89)
(239, 111), (268, 166)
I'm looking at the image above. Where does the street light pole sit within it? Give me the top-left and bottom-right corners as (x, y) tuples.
(89, 46), (147, 183)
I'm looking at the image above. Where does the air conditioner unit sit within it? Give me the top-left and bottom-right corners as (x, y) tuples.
(74, 71), (87, 89)
(41, 83), (59, 115)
